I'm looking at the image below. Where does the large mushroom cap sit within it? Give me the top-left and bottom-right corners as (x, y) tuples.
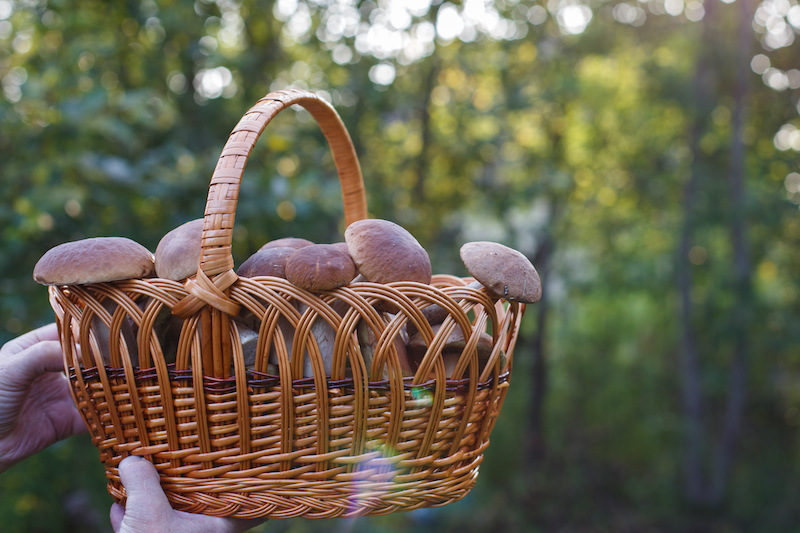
(155, 219), (204, 281)
(237, 246), (296, 278)
(344, 219), (431, 284)
(285, 243), (357, 292)
(259, 237), (314, 251)
(33, 237), (155, 285)
(459, 241), (541, 303)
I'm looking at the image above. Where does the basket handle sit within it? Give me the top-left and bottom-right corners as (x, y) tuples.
(173, 89), (368, 318)
(201, 88), (367, 277)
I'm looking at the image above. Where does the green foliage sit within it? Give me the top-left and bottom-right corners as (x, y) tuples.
(0, 437), (110, 533)
(2, 0), (800, 531)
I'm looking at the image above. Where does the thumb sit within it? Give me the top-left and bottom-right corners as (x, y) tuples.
(113, 456), (174, 533)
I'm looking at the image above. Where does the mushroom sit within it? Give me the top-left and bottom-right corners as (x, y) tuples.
(235, 247), (298, 372)
(236, 244), (344, 378)
(344, 219), (431, 285)
(330, 241), (351, 256)
(301, 310), (337, 378)
(154, 219), (204, 281)
(357, 317), (414, 380)
(33, 236), (155, 285)
(138, 301), (182, 368)
(259, 237), (314, 251)
(237, 322), (259, 371)
(345, 219), (431, 314)
(406, 323), (500, 380)
(404, 280), (487, 339)
(282, 244), (365, 378)
(236, 246), (296, 279)
(149, 219), (210, 365)
(285, 244), (357, 292)
(82, 298), (140, 369)
(459, 241), (542, 303)
(33, 237), (155, 367)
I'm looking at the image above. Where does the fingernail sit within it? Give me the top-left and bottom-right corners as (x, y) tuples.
(118, 455), (145, 472)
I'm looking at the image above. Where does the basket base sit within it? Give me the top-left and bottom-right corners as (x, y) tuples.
(107, 469), (480, 519)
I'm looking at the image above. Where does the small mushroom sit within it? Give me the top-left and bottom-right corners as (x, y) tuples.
(459, 241), (541, 303)
(235, 248), (297, 371)
(238, 322), (259, 369)
(284, 245), (359, 377)
(138, 301), (181, 368)
(302, 311), (338, 378)
(236, 246), (296, 279)
(84, 298), (140, 368)
(406, 323), (499, 379)
(357, 316), (414, 379)
(33, 237), (155, 285)
(150, 220), (209, 365)
(154, 219), (204, 281)
(344, 219), (431, 285)
(259, 237), (314, 251)
(405, 280), (487, 339)
(330, 241), (351, 255)
(285, 244), (357, 292)
(236, 244), (344, 378)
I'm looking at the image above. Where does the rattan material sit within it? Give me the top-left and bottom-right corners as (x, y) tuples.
(47, 89), (525, 519)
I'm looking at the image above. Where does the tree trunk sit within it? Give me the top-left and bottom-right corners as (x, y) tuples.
(525, 229), (554, 468)
(679, 0), (715, 506)
(711, 0), (754, 502)
(414, 56), (439, 202)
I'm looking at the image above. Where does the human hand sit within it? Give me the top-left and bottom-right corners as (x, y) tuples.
(110, 456), (267, 533)
(0, 323), (87, 473)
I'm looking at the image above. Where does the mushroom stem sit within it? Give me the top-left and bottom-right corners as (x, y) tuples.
(234, 308), (295, 374)
(89, 298), (139, 368)
(405, 280), (489, 339)
(357, 313), (413, 380)
(299, 303), (337, 378)
(407, 323), (498, 380)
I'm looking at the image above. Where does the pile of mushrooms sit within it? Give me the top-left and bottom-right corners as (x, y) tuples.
(33, 217), (541, 381)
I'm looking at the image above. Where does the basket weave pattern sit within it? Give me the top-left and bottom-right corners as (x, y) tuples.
(47, 89), (524, 519)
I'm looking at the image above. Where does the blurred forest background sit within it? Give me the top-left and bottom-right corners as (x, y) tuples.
(1, 0), (799, 531)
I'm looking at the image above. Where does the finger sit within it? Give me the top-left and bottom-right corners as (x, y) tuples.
(68, 405), (89, 436)
(0, 324), (59, 357)
(118, 456), (172, 513)
(0, 340), (65, 393)
(110, 502), (125, 533)
(20, 340), (65, 374)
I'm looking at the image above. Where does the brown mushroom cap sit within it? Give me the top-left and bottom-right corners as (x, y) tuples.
(406, 323), (495, 378)
(459, 241), (541, 303)
(285, 243), (357, 292)
(155, 219), (204, 281)
(259, 237), (314, 251)
(330, 241), (351, 255)
(33, 237), (155, 285)
(344, 219), (432, 285)
(237, 246), (296, 278)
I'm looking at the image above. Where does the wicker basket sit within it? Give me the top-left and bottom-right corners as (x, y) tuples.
(47, 88), (525, 519)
